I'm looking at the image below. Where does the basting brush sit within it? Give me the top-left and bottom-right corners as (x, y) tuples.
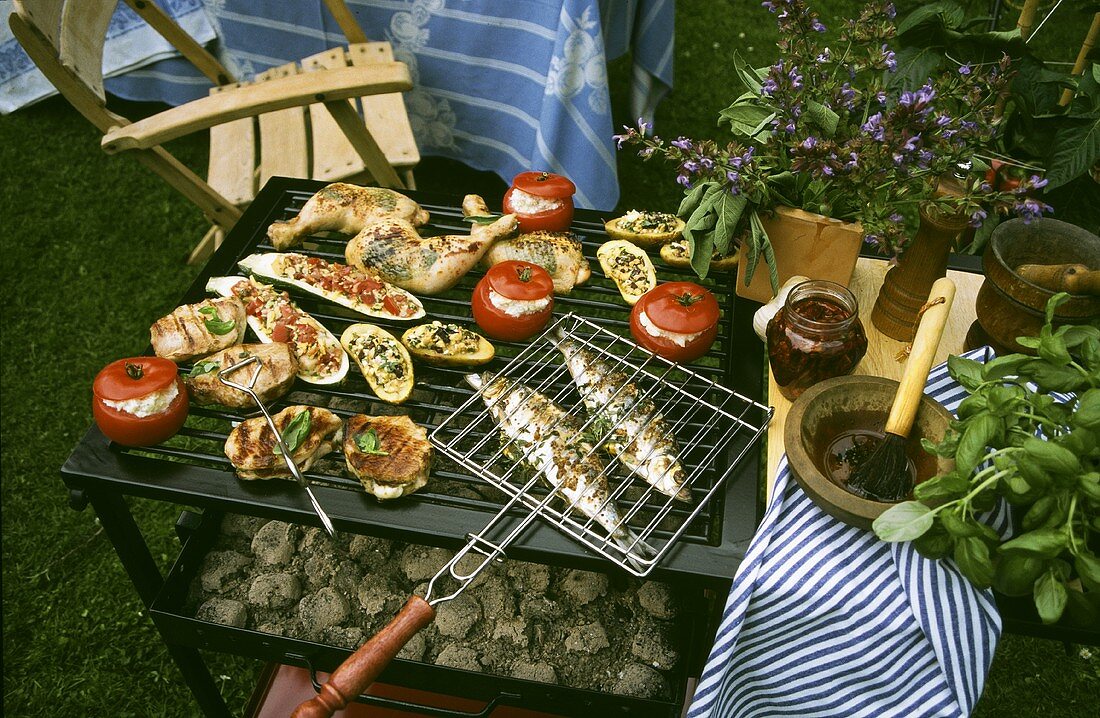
(848, 277), (956, 502)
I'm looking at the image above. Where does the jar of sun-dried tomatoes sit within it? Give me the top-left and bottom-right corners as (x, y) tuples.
(766, 280), (867, 400)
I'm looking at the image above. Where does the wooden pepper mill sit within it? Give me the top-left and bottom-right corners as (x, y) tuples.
(871, 203), (969, 341)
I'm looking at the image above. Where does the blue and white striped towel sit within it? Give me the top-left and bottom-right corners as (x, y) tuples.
(688, 347), (1008, 718)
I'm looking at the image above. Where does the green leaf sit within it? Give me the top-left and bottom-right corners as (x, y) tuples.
(1020, 360), (1089, 393)
(1045, 292), (1071, 327)
(1022, 437), (1079, 476)
(719, 102), (776, 139)
(888, 46), (943, 91)
(896, 1), (965, 35)
(1038, 327), (1071, 366)
(187, 360), (220, 378)
(713, 193), (747, 257)
(947, 354), (984, 391)
(993, 553), (1046, 597)
(1079, 472), (1100, 502)
(999, 527), (1068, 557)
(355, 428), (389, 456)
(274, 410), (311, 456)
(913, 523), (953, 559)
(914, 472), (969, 502)
(940, 509), (982, 538)
(804, 100), (839, 138)
(980, 354), (1028, 381)
(1033, 570), (1068, 624)
(1044, 118), (1100, 190)
(463, 215), (501, 225)
(954, 536), (994, 588)
(1059, 324), (1100, 349)
(873, 501), (934, 542)
(199, 306), (236, 336)
(678, 183), (709, 219)
(1076, 552), (1100, 592)
(731, 50), (764, 94)
(956, 414), (1000, 475)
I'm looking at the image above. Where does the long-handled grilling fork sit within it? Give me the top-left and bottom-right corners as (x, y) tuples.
(218, 356), (336, 536)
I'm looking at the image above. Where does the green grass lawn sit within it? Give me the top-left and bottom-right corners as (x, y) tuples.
(3, 1), (1098, 715)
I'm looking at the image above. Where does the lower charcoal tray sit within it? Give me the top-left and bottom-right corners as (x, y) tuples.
(152, 510), (700, 717)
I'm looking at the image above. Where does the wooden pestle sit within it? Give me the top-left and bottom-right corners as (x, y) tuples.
(1016, 263), (1100, 296)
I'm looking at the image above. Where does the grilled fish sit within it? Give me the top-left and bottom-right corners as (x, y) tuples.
(184, 343), (298, 408)
(343, 415), (432, 500)
(466, 373), (653, 566)
(225, 405), (343, 480)
(554, 332), (692, 502)
(150, 297), (246, 363)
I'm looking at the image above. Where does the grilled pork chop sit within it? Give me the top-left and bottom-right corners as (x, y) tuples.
(150, 297), (246, 362)
(225, 405), (343, 480)
(343, 415), (432, 500)
(267, 183), (430, 250)
(184, 343), (298, 408)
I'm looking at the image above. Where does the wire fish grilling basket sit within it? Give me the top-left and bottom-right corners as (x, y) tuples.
(293, 313), (772, 717)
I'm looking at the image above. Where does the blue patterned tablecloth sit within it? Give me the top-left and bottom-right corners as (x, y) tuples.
(1, 0), (674, 211)
(688, 347), (1008, 718)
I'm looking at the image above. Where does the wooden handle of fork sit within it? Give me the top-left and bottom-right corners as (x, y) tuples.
(292, 595), (435, 718)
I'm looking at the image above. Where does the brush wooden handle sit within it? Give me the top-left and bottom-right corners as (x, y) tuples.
(292, 596), (435, 717)
(884, 277), (956, 439)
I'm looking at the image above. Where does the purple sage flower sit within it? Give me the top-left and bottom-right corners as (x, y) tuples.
(888, 213), (903, 223)
(727, 170), (741, 184)
(671, 137), (693, 150)
(816, 49), (831, 63)
(801, 137), (818, 149)
(969, 208), (987, 228)
(881, 45), (897, 72)
(811, 18), (827, 33)
(1015, 198), (1053, 224)
(958, 64), (972, 76)
(1029, 175), (1049, 189)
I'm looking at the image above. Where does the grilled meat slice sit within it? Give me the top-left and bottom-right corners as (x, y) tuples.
(266, 183), (430, 250)
(225, 405), (343, 480)
(481, 230), (591, 294)
(343, 415), (432, 500)
(344, 194), (517, 295)
(184, 343), (298, 408)
(150, 297), (246, 362)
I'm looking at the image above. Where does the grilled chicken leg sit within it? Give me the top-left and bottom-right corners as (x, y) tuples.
(344, 194), (518, 295)
(267, 183), (430, 250)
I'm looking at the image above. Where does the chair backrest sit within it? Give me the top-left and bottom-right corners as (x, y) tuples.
(9, 0), (418, 235)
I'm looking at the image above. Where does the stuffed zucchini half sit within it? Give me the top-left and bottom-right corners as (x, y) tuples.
(596, 240), (657, 305)
(341, 323), (415, 404)
(237, 253), (425, 321)
(206, 276), (349, 385)
(401, 322), (495, 367)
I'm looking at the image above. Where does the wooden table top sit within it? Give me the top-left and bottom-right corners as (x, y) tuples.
(765, 257), (984, 501)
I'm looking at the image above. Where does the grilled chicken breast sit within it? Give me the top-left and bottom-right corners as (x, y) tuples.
(184, 343), (298, 408)
(225, 405), (343, 480)
(150, 297), (246, 362)
(344, 194), (517, 295)
(343, 415), (433, 500)
(267, 183), (430, 250)
(481, 231), (591, 294)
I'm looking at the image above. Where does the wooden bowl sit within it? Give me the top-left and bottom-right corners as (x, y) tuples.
(969, 218), (1100, 355)
(784, 375), (955, 530)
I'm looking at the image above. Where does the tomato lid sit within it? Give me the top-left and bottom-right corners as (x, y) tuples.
(93, 357), (180, 401)
(484, 261), (555, 300)
(639, 282), (720, 334)
(511, 171), (576, 198)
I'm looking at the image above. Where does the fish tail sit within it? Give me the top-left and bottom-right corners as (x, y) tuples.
(610, 523), (656, 573)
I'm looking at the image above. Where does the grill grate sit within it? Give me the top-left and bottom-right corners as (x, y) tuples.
(430, 313), (770, 576)
(112, 184), (765, 554)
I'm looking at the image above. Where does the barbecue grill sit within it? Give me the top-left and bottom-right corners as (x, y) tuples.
(61, 177), (772, 717)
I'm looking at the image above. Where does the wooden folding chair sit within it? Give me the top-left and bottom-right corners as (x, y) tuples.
(9, 0), (420, 264)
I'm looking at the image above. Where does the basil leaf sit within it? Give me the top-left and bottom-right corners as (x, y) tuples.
(940, 509), (980, 538)
(1021, 495), (1054, 531)
(1038, 326), (1071, 366)
(1075, 552), (1100, 592)
(954, 536), (994, 588)
(872, 501), (934, 542)
(1022, 437), (1079, 476)
(993, 553), (1046, 597)
(912, 523), (953, 559)
(463, 215), (501, 225)
(274, 410), (312, 456)
(355, 429), (389, 456)
(1073, 389), (1100, 431)
(913, 472), (969, 502)
(980, 354), (1028, 381)
(187, 360), (220, 377)
(1033, 569), (1068, 624)
(199, 305), (237, 336)
(998, 527), (1067, 557)
(955, 414), (1000, 476)
(947, 354), (984, 391)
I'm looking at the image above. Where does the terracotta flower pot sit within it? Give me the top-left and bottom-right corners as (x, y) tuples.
(735, 206), (864, 304)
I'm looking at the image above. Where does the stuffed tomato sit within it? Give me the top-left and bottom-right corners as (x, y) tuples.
(92, 357), (188, 446)
(629, 282), (719, 363)
(472, 261), (555, 342)
(502, 171), (576, 233)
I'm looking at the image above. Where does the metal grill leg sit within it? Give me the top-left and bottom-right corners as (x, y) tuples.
(84, 488), (231, 718)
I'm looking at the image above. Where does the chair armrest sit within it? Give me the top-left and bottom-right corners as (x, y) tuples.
(101, 63), (412, 153)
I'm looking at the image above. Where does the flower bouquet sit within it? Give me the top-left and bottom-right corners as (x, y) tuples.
(614, 0), (1053, 292)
